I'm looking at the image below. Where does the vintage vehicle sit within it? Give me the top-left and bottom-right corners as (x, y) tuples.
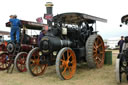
(26, 2), (107, 80)
(0, 20), (45, 72)
(0, 31), (10, 52)
(116, 15), (128, 83)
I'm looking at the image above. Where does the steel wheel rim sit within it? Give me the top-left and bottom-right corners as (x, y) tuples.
(119, 56), (126, 83)
(16, 53), (27, 72)
(116, 58), (121, 83)
(93, 36), (105, 68)
(29, 49), (47, 76)
(0, 53), (11, 70)
(59, 49), (76, 80)
(119, 61), (122, 83)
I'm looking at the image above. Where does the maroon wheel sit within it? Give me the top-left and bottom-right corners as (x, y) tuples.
(0, 52), (12, 70)
(14, 52), (27, 72)
(26, 47), (48, 76)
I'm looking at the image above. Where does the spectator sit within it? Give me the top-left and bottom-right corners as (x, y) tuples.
(118, 36), (124, 53)
(38, 27), (47, 45)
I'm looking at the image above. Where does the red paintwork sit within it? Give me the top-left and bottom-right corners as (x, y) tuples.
(30, 37), (37, 45)
(0, 41), (8, 51)
(20, 44), (32, 52)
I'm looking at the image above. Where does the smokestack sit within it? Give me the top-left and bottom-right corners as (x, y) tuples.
(45, 2), (53, 27)
(45, 2), (53, 14)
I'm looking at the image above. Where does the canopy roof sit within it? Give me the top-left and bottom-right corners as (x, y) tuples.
(53, 12), (107, 24)
(121, 15), (128, 25)
(6, 20), (46, 30)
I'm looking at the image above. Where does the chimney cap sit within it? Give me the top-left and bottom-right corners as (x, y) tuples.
(45, 2), (53, 7)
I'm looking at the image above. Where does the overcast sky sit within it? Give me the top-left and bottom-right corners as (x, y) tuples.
(0, 0), (128, 39)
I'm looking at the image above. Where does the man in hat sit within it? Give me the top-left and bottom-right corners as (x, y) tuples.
(9, 15), (13, 19)
(37, 27), (47, 45)
(9, 15), (21, 44)
(118, 36), (125, 53)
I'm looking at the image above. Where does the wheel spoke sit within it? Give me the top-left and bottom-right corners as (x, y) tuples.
(93, 45), (97, 50)
(67, 55), (72, 60)
(62, 54), (65, 60)
(30, 60), (35, 66)
(93, 50), (97, 53)
(93, 53), (97, 57)
(70, 61), (73, 64)
(61, 59), (65, 62)
(94, 42), (97, 46)
(96, 38), (99, 44)
(98, 43), (102, 48)
(100, 51), (104, 53)
(21, 64), (23, 70)
(68, 66), (72, 74)
(39, 65), (43, 71)
(62, 67), (67, 75)
(60, 65), (64, 68)
(97, 57), (102, 62)
(67, 50), (72, 60)
(32, 65), (38, 72)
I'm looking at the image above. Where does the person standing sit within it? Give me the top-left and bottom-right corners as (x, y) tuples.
(9, 15), (21, 44)
(118, 36), (124, 53)
(38, 27), (47, 46)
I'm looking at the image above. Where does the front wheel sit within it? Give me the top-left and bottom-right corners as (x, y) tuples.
(56, 47), (76, 80)
(14, 52), (27, 72)
(26, 47), (48, 76)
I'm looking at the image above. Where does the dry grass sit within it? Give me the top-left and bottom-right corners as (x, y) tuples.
(0, 50), (127, 85)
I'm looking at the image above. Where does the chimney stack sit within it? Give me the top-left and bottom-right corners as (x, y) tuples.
(45, 2), (53, 27)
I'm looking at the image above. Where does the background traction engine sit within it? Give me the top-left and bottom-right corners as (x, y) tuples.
(116, 15), (128, 83)
(26, 3), (107, 80)
(0, 20), (43, 72)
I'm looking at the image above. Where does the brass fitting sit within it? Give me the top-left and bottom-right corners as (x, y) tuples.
(45, 2), (53, 7)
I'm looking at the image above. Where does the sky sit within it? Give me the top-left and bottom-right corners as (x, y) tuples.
(0, 0), (128, 39)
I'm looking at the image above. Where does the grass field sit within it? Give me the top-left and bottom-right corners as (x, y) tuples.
(0, 50), (127, 85)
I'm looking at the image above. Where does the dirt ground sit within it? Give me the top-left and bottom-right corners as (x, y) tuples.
(0, 50), (127, 85)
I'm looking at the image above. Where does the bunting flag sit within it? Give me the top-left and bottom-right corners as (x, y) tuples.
(36, 17), (43, 24)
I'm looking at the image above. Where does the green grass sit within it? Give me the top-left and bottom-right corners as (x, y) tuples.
(0, 50), (127, 85)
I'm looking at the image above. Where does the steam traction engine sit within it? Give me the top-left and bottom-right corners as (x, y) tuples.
(26, 2), (107, 80)
(116, 15), (128, 83)
(0, 20), (44, 72)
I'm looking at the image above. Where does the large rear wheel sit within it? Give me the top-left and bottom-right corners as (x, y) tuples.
(14, 52), (27, 72)
(56, 47), (76, 80)
(26, 47), (48, 76)
(86, 34), (105, 68)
